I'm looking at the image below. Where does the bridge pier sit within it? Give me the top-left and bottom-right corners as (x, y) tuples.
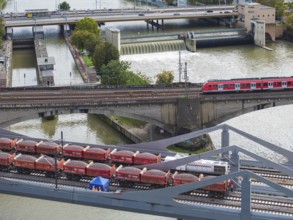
(33, 25), (44, 39)
(146, 20), (163, 31)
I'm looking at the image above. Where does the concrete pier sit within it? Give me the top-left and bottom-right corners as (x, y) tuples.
(34, 39), (55, 86)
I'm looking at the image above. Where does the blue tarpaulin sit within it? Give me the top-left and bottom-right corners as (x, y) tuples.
(89, 176), (110, 192)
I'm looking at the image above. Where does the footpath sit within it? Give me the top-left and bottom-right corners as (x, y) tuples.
(64, 36), (88, 82)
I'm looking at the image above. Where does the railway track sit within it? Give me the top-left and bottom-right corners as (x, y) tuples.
(2, 171), (291, 217)
(175, 192), (293, 216)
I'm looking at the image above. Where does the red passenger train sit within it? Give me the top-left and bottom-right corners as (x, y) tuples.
(201, 76), (293, 93)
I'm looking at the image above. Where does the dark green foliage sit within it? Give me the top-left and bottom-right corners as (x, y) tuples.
(71, 30), (96, 50)
(75, 17), (101, 36)
(92, 42), (119, 71)
(59, 1), (70, 11)
(100, 60), (150, 86)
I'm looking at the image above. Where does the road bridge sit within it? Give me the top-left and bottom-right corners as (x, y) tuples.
(0, 86), (292, 134)
(0, 124), (292, 220)
(3, 6), (237, 28)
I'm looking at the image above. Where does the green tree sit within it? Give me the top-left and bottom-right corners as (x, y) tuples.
(92, 42), (119, 71)
(288, 2), (293, 9)
(155, 70), (174, 84)
(71, 30), (96, 50)
(59, 1), (70, 11)
(100, 60), (150, 85)
(84, 34), (101, 55)
(286, 13), (293, 29)
(75, 17), (101, 36)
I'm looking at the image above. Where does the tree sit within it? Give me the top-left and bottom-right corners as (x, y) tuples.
(100, 60), (150, 86)
(71, 30), (96, 50)
(59, 1), (70, 11)
(75, 17), (101, 36)
(84, 34), (101, 55)
(92, 42), (119, 71)
(155, 70), (174, 84)
(286, 13), (293, 29)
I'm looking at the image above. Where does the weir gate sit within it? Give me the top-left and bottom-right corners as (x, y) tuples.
(0, 124), (292, 220)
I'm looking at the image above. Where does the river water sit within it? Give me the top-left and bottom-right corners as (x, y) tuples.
(1, 0), (293, 219)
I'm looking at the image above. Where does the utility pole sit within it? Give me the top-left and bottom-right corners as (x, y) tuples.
(184, 62), (189, 97)
(178, 51), (182, 83)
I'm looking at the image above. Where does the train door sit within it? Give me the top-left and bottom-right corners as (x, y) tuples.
(251, 82), (256, 90)
(268, 82), (273, 89)
(282, 81), (287, 88)
(218, 84), (223, 91)
(235, 83), (240, 91)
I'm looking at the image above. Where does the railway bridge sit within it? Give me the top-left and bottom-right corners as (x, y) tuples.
(0, 124), (292, 220)
(0, 86), (292, 134)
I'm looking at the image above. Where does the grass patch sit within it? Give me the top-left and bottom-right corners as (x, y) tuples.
(82, 55), (93, 67)
(167, 145), (210, 154)
(111, 116), (146, 128)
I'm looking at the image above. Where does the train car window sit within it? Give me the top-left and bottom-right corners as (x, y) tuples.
(278, 82), (281, 86)
(230, 84), (235, 89)
(264, 83), (268, 86)
(288, 82), (292, 85)
(213, 85), (217, 89)
(224, 84), (228, 89)
(256, 83), (261, 86)
(246, 83), (250, 87)
(209, 85), (212, 87)
(240, 84), (245, 88)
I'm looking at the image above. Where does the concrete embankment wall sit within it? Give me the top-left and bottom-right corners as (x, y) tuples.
(1, 40), (13, 87)
(97, 114), (142, 144)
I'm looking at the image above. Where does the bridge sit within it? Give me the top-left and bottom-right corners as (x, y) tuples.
(3, 6), (237, 28)
(0, 86), (292, 134)
(0, 124), (292, 220)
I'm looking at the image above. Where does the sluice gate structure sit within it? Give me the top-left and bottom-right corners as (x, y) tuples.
(119, 29), (251, 55)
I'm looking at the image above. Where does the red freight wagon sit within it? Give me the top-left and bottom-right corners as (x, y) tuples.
(36, 141), (61, 155)
(0, 138), (17, 151)
(86, 162), (116, 179)
(110, 149), (138, 164)
(35, 155), (64, 172)
(15, 139), (37, 153)
(63, 145), (87, 159)
(63, 159), (88, 180)
(140, 169), (170, 186)
(172, 172), (199, 186)
(83, 147), (110, 161)
(0, 152), (16, 168)
(115, 166), (144, 183)
(13, 154), (37, 174)
(133, 152), (161, 165)
(201, 176), (229, 193)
